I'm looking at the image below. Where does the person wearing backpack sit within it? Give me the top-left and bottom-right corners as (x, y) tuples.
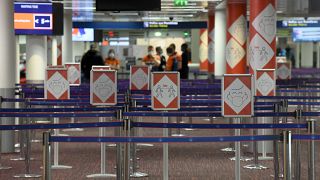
(165, 47), (182, 71)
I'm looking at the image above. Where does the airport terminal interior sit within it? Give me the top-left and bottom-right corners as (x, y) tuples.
(1, 0), (320, 179)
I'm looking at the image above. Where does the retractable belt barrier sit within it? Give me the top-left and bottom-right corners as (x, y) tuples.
(0, 122), (307, 131)
(47, 134), (320, 143)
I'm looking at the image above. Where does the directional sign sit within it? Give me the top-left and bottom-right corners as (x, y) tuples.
(222, 74), (253, 117)
(151, 72), (180, 110)
(92, 66), (111, 70)
(90, 70), (117, 106)
(34, 14), (52, 29)
(130, 66), (150, 90)
(255, 69), (276, 96)
(277, 61), (291, 80)
(65, 63), (81, 86)
(45, 66), (70, 100)
(174, 0), (188, 6)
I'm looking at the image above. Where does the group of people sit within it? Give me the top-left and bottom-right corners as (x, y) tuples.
(81, 43), (191, 82)
(142, 43), (190, 79)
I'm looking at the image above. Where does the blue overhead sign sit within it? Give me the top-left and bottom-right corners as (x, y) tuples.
(14, 3), (52, 13)
(73, 21), (207, 29)
(278, 20), (320, 28)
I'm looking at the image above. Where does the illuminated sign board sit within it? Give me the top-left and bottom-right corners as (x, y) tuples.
(144, 21), (179, 28)
(174, 0), (188, 6)
(281, 20), (319, 28)
(14, 2), (61, 35)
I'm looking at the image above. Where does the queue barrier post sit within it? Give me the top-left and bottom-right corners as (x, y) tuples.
(42, 132), (51, 180)
(129, 100), (148, 178)
(123, 116), (131, 180)
(116, 109), (124, 179)
(272, 104), (281, 179)
(51, 106), (72, 170)
(282, 130), (292, 180)
(307, 120), (316, 180)
(86, 111), (116, 178)
(11, 92), (29, 161)
(294, 109), (302, 180)
(0, 96), (12, 170)
(13, 116), (41, 178)
(243, 117), (268, 170)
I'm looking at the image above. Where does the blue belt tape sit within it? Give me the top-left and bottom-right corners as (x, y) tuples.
(292, 134), (320, 140)
(50, 135), (280, 143)
(132, 122), (307, 129)
(0, 122), (123, 130)
(0, 112), (117, 118)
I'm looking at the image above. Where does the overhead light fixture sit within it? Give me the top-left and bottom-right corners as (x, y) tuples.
(155, 32), (162, 37)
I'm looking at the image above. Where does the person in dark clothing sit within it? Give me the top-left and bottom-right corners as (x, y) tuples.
(179, 43), (189, 79)
(80, 45), (104, 83)
(156, 46), (166, 71)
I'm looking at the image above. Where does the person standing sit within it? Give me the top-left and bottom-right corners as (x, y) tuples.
(104, 49), (120, 70)
(80, 44), (104, 83)
(165, 46), (182, 71)
(180, 43), (189, 79)
(142, 45), (160, 71)
(156, 46), (166, 71)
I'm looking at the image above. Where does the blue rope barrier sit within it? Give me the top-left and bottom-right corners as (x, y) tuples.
(123, 112), (222, 117)
(292, 134), (320, 140)
(0, 122), (123, 130)
(132, 122), (307, 129)
(0, 112), (117, 118)
(50, 135), (280, 143)
(0, 107), (122, 113)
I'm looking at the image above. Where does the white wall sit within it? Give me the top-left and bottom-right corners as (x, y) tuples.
(191, 29), (200, 63)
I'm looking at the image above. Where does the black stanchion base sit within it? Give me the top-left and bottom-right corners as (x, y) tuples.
(13, 174), (41, 178)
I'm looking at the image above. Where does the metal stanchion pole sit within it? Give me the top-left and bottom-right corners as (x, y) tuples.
(283, 130), (292, 180)
(221, 118), (235, 152)
(123, 117), (131, 180)
(0, 97), (12, 170)
(87, 114), (116, 178)
(230, 117), (252, 162)
(171, 116), (184, 137)
(42, 132), (51, 180)
(130, 100), (148, 178)
(235, 117), (241, 180)
(308, 120), (316, 180)
(271, 103), (281, 179)
(243, 117), (267, 170)
(63, 106), (83, 132)
(163, 114), (169, 180)
(116, 109), (123, 180)
(51, 106), (72, 170)
(294, 109), (302, 180)
(13, 117), (41, 178)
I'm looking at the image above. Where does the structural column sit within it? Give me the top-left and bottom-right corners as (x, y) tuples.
(26, 36), (47, 83)
(214, 1), (227, 77)
(249, 0), (276, 73)
(0, 0), (16, 152)
(62, 13), (73, 64)
(199, 29), (208, 71)
(52, 37), (58, 66)
(208, 5), (215, 74)
(226, 0), (247, 74)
